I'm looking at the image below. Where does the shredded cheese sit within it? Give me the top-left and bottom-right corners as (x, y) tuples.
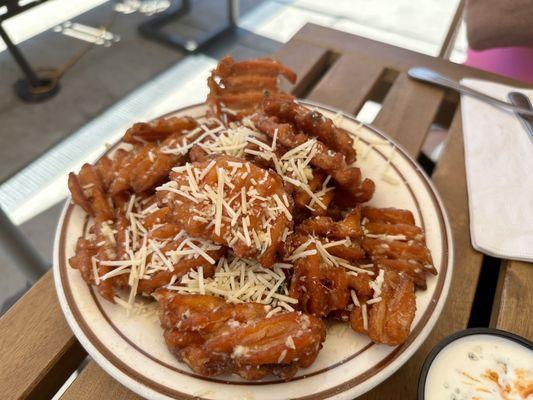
(350, 290), (360, 307)
(91, 256), (100, 285)
(366, 296), (382, 305)
(169, 256), (296, 309)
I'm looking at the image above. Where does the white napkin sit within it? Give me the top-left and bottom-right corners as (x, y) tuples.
(460, 78), (533, 262)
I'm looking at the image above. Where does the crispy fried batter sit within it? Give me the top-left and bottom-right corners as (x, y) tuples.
(157, 155), (291, 267)
(207, 56), (296, 121)
(156, 291), (326, 380)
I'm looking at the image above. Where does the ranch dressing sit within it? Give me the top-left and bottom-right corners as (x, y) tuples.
(425, 334), (533, 399)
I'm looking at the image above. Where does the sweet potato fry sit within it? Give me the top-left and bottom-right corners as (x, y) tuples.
(155, 291), (325, 380)
(207, 56), (296, 121)
(157, 155), (291, 267)
(374, 259), (430, 289)
(361, 237), (433, 265)
(362, 206), (416, 225)
(293, 169), (334, 216)
(215, 57), (297, 82)
(263, 95), (357, 163)
(359, 206), (435, 290)
(129, 144), (180, 193)
(123, 116), (197, 143)
(297, 208), (363, 239)
(221, 75), (278, 93)
(368, 269), (416, 345)
(287, 241), (372, 317)
(252, 113), (375, 203)
(363, 221), (424, 242)
(68, 164), (113, 220)
(350, 269), (416, 345)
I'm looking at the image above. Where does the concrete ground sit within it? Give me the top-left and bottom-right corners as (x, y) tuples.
(0, 0), (464, 313)
(0, 0), (271, 183)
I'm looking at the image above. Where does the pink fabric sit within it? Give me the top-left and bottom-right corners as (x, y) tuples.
(465, 47), (533, 84)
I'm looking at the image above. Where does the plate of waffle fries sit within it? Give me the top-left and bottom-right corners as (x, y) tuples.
(54, 57), (453, 399)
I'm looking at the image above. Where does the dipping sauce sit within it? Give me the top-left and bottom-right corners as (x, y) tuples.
(424, 334), (533, 399)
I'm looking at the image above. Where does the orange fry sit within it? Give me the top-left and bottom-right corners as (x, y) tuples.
(263, 95), (356, 163)
(155, 291), (325, 380)
(362, 206), (416, 225)
(123, 116), (197, 143)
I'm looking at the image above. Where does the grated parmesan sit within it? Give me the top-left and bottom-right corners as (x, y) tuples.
(350, 290), (360, 307)
(362, 304), (368, 331)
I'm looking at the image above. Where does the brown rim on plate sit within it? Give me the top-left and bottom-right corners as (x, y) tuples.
(90, 284), (376, 384)
(56, 101), (451, 400)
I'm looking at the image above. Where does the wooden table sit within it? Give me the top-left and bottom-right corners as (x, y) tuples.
(1, 24), (532, 400)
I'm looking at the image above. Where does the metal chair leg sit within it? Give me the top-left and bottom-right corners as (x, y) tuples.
(0, 23), (59, 102)
(0, 23), (60, 102)
(0, 207), (49, 283)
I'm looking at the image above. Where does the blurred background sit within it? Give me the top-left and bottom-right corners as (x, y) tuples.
(0, 0), (467, 313)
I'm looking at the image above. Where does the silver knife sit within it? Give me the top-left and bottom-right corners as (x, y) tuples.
(408, 67), (533, 117)
(507, 92), (533, 144)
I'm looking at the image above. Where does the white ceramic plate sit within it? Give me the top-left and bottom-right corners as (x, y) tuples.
(53, 101), (453, 400)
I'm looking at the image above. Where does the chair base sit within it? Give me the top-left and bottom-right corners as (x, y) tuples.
(14, 77), (60, 102)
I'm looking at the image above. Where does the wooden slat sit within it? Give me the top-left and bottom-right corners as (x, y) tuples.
(60, 361), (141, 400)
(373, 73), (444, 157)
(292, 23), (533, 87)
(274, 38), (331, 96)
(306, 53), (385, 114)
(0, 271), (86, 400)
(491, 260), (533, 339)
(359, 111), (484, 399)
